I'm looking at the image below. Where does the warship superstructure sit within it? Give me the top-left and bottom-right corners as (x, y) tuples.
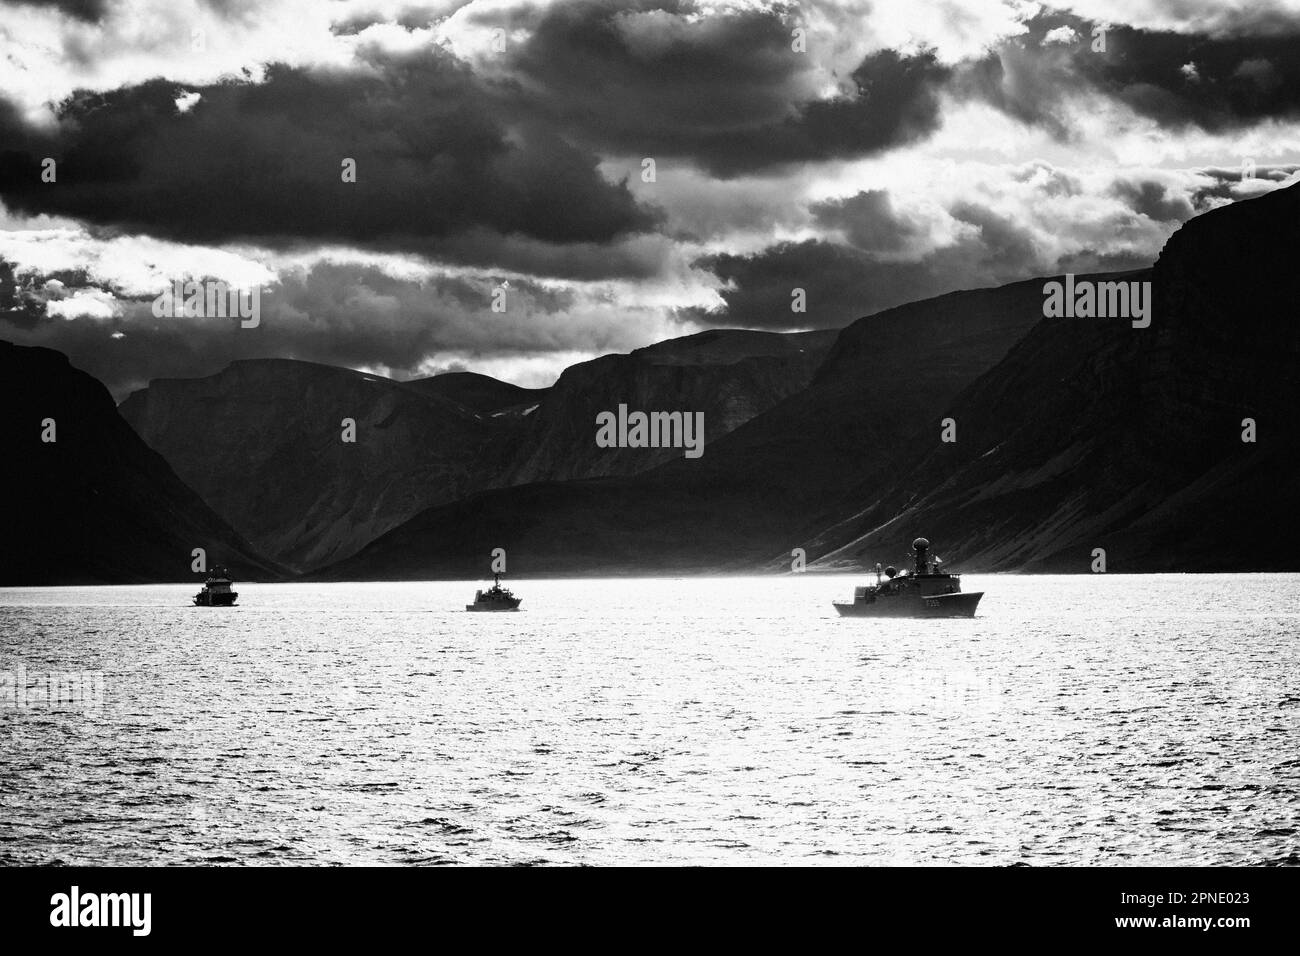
(833, 538), (982, 618)
(467, 573), (522, 612)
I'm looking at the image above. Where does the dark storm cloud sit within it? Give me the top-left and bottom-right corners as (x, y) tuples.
(7, 0), (262, 20)
(0, 47), (656, 258)
(0, 0), (954, 268)
(503, 0), (952, 177)
(1108, 179), (1197, 222)
(1085, 28), (1300, 130)
(811, 189), (923, 254)
(6, 0), (107, 20)
(963, 11), (1300, 134)
(698, 239), (886, 330)
(947, 202), (1038, 267)
(695, 227), (1044, 332)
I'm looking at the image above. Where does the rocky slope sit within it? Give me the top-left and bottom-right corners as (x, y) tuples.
(0, 340), (282, 585)
(800, 183), (1300, 571)
(405, 371), (546, 416)
(316, 283), (1049, 579)
(120, 330), (837, 571)
(499, 329), (837, 485)
(119, 359), (504, 572)
(116, 176), (1300, 582)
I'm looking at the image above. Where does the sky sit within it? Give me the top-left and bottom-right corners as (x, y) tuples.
(2, 0), (1300, 397)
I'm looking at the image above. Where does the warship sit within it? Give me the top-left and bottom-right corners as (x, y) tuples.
(833, 538), (982, 618)
(466, 573), (522, 612)
(193, 567), (239, 607)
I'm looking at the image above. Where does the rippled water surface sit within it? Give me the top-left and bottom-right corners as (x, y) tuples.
(2, 575), (1298, 865)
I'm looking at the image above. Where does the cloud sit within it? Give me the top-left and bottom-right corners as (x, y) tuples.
(958, 11), (1300, 137)
(0, 248), (700, 397)
(8, 0), (108, 21)
(0, 46), (657, 261)
(689, 160), (1300, 330)
(810, 189), (925, 255)
(4, 0), (1300, 396)
(501, 0), (955, 177)
(46, 286), (120, 319)
(1053, 1), (1300, 39)
(0, 259), (46, 328)
(1043, 25), (1080, 46)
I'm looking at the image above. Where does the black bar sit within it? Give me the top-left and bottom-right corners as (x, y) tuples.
(0, 866), (1292, 944)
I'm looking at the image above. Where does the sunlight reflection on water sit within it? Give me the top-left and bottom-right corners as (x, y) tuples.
(2, 574), (1298, 865)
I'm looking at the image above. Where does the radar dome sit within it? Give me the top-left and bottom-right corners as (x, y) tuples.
(913, 537), (930, 551)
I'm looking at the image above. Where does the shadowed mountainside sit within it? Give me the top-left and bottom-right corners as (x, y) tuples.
(27, 183), (1298, 583)
(801, 182), (1300, 573)
(0, 340), (283, 585)
(315, 281), (1050, 579)
(319, 184), (1300, 578)
(120, 329), (838, 571)
(119, 359), (503, 572)
(498, 328), (837, 485)
(404, 371), (546, 415)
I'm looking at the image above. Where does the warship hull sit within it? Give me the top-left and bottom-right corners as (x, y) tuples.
(193, 591), (238, 607)
(466, 598), (521, 612)
(833, 590), (982, 618)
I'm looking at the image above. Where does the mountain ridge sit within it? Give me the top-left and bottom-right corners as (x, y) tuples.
(119, 328), (841, 571)
(796, 184), (1300, 572)
(0, 340), (285, 585)
(314, 274), (1060, 579)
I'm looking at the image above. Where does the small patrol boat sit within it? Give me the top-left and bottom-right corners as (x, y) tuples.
(466, 573), (522, 612)
(193, 566), (239, 607)
(833, 538), (982, 618)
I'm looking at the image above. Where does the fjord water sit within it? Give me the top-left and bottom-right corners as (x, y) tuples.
(1, 575), (1297, 866)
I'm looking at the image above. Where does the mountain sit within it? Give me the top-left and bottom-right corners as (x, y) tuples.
(650, 277), (1056, 520)
(405, 371), (546, 415)
(316, 283), (1049, 579)
(119, 359), (505, 572)
(802, 182), (1300, 572)
(497, 328), (837, 484)
(321, 182), (1300, 580)
(115, 181), (1300, 583)
(0, 340), (282, 585)
(120, 330), (837, 571)
(632, 328), (834, 366)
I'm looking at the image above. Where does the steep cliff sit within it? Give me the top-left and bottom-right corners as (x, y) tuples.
(119, 359), (502, 572)
(0, 340), (283, 585)
(499, 329), (836, 484)
(802, 182), (1300, 571)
